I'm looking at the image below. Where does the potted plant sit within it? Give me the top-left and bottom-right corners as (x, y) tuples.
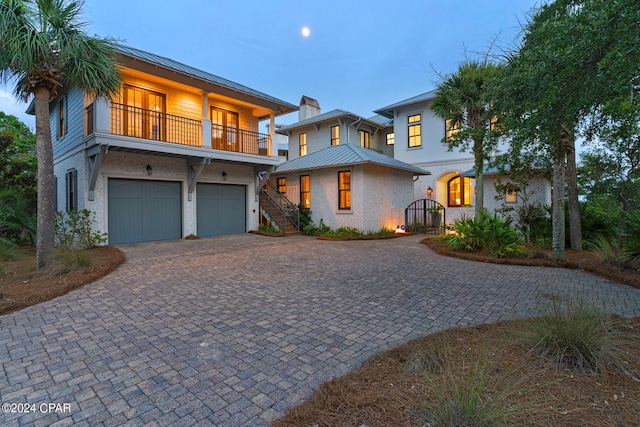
(427, 205), (443, 228)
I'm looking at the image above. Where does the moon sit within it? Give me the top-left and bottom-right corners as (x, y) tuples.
(301, 27), (310, 37)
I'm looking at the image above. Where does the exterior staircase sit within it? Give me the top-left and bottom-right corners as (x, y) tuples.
(259, 181), (301, 235)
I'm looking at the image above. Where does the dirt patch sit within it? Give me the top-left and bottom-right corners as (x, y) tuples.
(0, 246), (125, 316)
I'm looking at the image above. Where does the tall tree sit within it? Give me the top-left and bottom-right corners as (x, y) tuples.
(431, 61), (501, 215)
(491, 0), (640, 259)
(0, 0), (120, 269)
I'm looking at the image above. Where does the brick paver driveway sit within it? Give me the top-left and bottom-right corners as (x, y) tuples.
(2, 234), (640, 426)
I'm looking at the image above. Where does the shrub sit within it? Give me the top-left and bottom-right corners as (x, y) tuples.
(322, 226), (362, 238)
(514, 203), (551, 246)
(297, 205), (312, 230)
(527, 295), (626, 373)
(587, 235), (623, 266)
(443, 211), (527, 257)
(47, 248), (92, 276)
(0, 189), (36, 244)
(623, 210), (640, 264)
(578, 202), (617, 246)
(257, 224), (281, 234)
(55, 209), (108, 250)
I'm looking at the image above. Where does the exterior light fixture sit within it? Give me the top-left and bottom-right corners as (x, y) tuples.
(146, 165), (152, 175)
(427, 186), (433, 198)
(222, 171), (228, 181)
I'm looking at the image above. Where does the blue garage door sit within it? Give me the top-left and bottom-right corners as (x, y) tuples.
(108, 179), (182, 244)
(197, 183), (246, 237)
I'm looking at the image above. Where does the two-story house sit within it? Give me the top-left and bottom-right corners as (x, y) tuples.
(48, 45), (296, 244)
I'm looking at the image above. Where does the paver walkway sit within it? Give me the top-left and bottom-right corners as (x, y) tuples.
(2, 234), (640, 426)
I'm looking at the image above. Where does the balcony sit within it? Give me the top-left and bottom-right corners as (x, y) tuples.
(85, 102), (272, 157)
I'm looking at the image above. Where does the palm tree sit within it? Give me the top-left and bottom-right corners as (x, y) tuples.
(0, 0), (120, 269)
(431, 61), (500, 215)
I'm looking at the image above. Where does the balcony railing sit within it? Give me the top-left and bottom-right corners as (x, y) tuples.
(211, 124), (270, 156)
(110, 102), (202, 146)
(85, 102), (271, 157)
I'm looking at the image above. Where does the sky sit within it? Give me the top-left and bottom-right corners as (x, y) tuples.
(0, 0), (541, 130)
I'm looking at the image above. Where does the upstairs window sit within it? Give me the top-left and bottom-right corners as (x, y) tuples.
(338, 171), (351, 210)
(505, 190), (517, 203)
(331, 125), (340, 145)
(445, 118), (461, 142)
(408, 114), (421, 147)
(386, 132), (395, 145)
(448, 176), (473, 207)
(299, 133), (307, 156)
(359, 130), (370, 148)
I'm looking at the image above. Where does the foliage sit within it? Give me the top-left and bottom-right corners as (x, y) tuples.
(0, 113), (36, 209)
(366, 227), (394, 237)
(623, 211), (640, 264)
(55, 210), (107, 250)
(321, 226), (363, 238)
(0, 238), (20, 262)
(303, 221), (330, 236)
(47, 247), (91, 276)
(0, 189), (36, 244)
(527, 295), (627, 373)
(442, 211), (527, 258)
(577, 202), (617, 245)
(297, 205), (312, 230)
(0, 0), (122, 269)
(257, 224), (281, 235)
(587, 235), (623, 267)
(431, 61), (502, 214)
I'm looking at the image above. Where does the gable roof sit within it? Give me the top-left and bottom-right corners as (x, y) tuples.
(114, 45), (297, 117)
(274, 143), (430, 175)
(275, 109), (387, 134)
(373, 90), (437, 118)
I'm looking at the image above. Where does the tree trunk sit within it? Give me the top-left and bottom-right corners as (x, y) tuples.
(564, 131), (582, 251)
(34, 87), (56, 269)
(552, 148), (566, 260)
(473, 138), (484, 215)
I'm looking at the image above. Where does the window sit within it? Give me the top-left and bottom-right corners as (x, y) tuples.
(386, 132), (395, 145)
(505, 190), (517, 203)
(300, 175), (310, 208)
(277, 177), (286, 194)
(445, 119), (461, 142)
(58, 97), (67, 137)
(408, 114), (421, 147)
(331, 125), (340, 145)
(448, 176), (473, 207)
(211, 107), (239, 150)
(65, 169), (78, 212)
(299, 133), (307, 156)
(124, 85), (166, 140)
(338, 171), (351, 210)
(359, 130), (370, 148)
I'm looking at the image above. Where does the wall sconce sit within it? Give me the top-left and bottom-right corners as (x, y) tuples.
(427, 186), (433, 198)
(146, 165), (152, 176)
(222, 171), (228, 181)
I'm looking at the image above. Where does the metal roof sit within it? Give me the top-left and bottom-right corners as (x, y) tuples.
(274, 143), (430, 175)
(373, 90), (438, 118)
(114, 45), (297, 113)
(275, 109), (387, 134)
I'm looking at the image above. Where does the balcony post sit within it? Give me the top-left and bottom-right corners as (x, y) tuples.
(202, 91), (211, 148)
(268, 111), (274, 157)
(94, 96), (111, 133)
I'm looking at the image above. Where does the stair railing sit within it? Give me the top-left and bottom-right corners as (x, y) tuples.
(261, 180), (300, 231)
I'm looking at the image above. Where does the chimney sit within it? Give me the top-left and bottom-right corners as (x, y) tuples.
(299, 95), (321, 121)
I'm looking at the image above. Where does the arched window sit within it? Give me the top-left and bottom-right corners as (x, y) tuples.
(448, 176), (473, 207)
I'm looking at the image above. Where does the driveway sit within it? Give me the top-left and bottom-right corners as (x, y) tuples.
(1, 234), (639, 426)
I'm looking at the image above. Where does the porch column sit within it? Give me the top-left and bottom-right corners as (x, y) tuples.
(202, 91), (211, 148)
(94, 96), (111, 133)
(268, 112), (274, 157)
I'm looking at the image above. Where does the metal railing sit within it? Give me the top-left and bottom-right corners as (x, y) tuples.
(261, 180), (300, 232)
(405, 199), (446, 234)
(211, 124), (270, 156)
(109, 102), (202, 146)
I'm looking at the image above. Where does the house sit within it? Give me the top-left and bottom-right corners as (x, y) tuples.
(47, 44), (297, 244)
(373, 91), (551, 223)
(270, 143), (428, 232)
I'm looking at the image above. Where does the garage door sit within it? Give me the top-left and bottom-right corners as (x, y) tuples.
(197, 183), (246, 237)
(108, 179), (181, 244)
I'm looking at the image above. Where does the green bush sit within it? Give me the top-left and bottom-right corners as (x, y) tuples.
(55, 209), (108, 250)
(527, 295), (626, 373)
(514, 203), (551, 247)
(322, 226), (363, 238)
(47, 247), (92, 276)
(297, 205), (312, 230)
(578, 203), (617, 245)
(257, 224), (280, 234)
(443, 211), (527, 257)
(623, 210), (640, 264)
(0, 189), (36, 244)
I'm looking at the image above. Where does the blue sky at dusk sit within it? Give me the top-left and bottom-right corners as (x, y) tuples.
(1, 0), (540, 129)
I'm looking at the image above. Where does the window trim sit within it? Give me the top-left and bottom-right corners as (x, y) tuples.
(359, 130), (370, 148)
(299, 133), (307, 156)
(408, 114), (421, 148)
(338, 170), (351, 210)
(447, 175), (473, 207)
(386, 132), (395, 145)
(331, 125), (340, 145)
(300, 175), (310, 208)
